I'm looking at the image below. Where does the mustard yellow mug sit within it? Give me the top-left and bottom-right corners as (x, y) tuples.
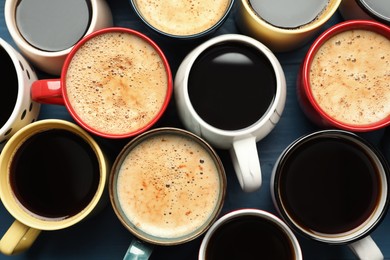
(0, 119), (109, 255)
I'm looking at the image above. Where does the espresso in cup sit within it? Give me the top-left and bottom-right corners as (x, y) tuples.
(272, 130), (389, 258)
(130, 0), (234, 38)
(247, 0), (330, 29)
(16, 0), (91, 52)
(199, 209), (302, 260)
(188, 41), (276, 130)
(339, 0), (390, 26)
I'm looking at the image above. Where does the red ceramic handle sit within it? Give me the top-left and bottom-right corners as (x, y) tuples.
(31, 79), (65, 105)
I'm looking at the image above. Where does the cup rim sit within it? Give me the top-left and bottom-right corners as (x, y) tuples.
(198, 208), (303, 260)
(4, 0), (103, 57)
(109, 127), (226, 246)
(271, 129), (390, 244)
(301, 20), (390, 132)
(356, 0), (390, 25)
(0, 119), (107, 231)
(129, 0), (235, 39)
(60, 27), (173, 139)
(178, 33), (286, 137)
(240, 0), (342, 34)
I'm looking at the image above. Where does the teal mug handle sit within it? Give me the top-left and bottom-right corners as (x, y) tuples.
(124, 239), (154, 260)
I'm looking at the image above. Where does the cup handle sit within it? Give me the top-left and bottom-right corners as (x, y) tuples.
(123, 239), (154, 260)
(0, 220), (41, 255)
(31, 79), (65, 105)
(348, 235), (384, 260)
(230, 136), (262, 192)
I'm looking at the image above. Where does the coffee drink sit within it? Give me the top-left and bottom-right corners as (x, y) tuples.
(116, 132), (222, 238)
(16, 0), (91, 51)
(205, 215), (295, 259)
(0, 46), (18, 127)
(188, 42), (276, 130)
(247, 0), (330, 29)
(65, 31), (169, 136)
(10, 129), (100, 220)
(132, 0), (231, 36)
(309, 29), (390, 126)
(276, 133), (382, 234)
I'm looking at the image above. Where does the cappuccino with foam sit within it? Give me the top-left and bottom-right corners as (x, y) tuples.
(65, 31), (169, 136)
(116, 131), (224, 239)
(310, 29), (390, 126)
(132, 0), (231, 36)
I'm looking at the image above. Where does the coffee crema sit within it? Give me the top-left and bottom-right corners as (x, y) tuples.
(133, 0), (231, 36)
(310, 29), (390, 126)
(65, 32), (168, 135)
(248, 0), (330, 29)
(116, 133), (221, 239)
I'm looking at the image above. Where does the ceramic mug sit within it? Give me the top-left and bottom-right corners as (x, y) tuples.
(0, 38), (40, 151)
(31, 27), (173, 139)
(109, 127), (226, 259)
(0, 119), (110, 255)
(297, 20), (390, 132)
(128, 0), (235, 39)
(339, 0), (390, 26)
(174, 34), (286, 192)
(271, 130), (389, 260)
(4, 0), (113, 75)
(199, 209), (302, 260)
(235, 0), (342, 52)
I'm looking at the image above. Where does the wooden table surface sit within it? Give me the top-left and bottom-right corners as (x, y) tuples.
(1, 0), (389, 259)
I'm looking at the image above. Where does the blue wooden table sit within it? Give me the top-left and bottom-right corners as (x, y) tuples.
(1, 0), (389, 259)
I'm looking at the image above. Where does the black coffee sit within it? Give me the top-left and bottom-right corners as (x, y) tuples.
(10, 129), (100, 220)
(188, 42), (276, 130)
(206, 215), (294, 260)
(0, 46), (18, 127)
(277, 135), (381, 234)
(16, 0), (92, 52)
(248, 0), (329, 29)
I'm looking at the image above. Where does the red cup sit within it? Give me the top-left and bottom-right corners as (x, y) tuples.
(297, 20), (390, 132)
(31, 27), (172, 138)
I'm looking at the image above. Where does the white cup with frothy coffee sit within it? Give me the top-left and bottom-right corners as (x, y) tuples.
(298, 20), (390, 132)
(109, 127), (226, 259)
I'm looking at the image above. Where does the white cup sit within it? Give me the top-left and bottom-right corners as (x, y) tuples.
(199, 209), (303, 260)
(0, 38), (40, 151)
(174, 34), (286, 192)
(4, 0), (113, 75)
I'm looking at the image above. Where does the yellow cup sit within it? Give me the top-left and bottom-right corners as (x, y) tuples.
(236, 0), (342, 52)
(0, 119), (109, 255)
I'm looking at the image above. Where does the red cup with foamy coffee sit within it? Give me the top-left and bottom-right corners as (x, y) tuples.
(297, 20), (390, 132)
(31, 27), (173, 138)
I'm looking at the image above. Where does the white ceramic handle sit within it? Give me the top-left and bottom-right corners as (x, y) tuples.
(230, 136), (262, 192)
(348, 236), (383, 260)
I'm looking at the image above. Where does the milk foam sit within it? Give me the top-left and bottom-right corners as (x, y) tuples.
(134, 0), (230, 36)
(117, 134), (221, 239)
(310, 30), (390, 125)
(65, 32), (168, 135)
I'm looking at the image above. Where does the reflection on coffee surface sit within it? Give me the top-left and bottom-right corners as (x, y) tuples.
(310, 29), (390, 125)
(10, 129), (100, 220)
(133, 0), (230, 36)
(278, 136), (381, 234)
(117, 133), (221, 238)
(248, 0), (329, 29)
(16, 0), (91, 51)
(206, 215), (294, 259)
(188, 42), (276, 130)
(66, 32), (168, 135)
(360, 0), (390, 23)
(0, 46), (17, 127)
